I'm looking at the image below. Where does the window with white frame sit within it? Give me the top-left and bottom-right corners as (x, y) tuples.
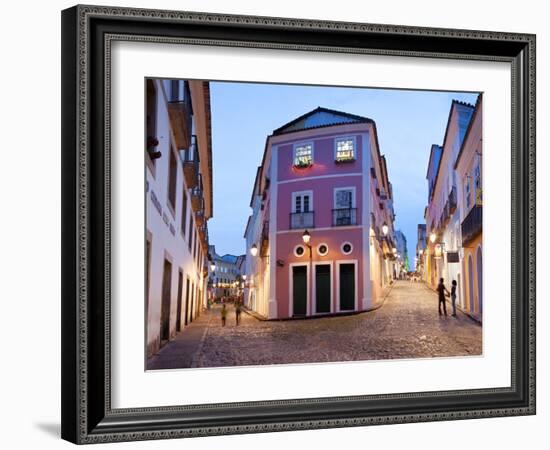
(293, 143), (313, 167)
(335, 137), (355, 162)
(333, 187), (356, 226)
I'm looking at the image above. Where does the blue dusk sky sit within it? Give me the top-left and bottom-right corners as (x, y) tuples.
(207, 81), (479, 262)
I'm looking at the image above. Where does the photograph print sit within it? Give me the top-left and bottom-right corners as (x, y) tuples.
(144, 79), (483, 371)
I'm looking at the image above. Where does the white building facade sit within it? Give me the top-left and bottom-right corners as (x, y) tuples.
(145, 79), (213, 358)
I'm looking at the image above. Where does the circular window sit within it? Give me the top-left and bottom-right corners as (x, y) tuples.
(317, 243), (329, 256)
(341, 242), (353, 255)
(294, 245), (305, 257)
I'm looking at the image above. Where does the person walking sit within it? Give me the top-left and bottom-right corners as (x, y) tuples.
(436, 278), (450, 316)
(221, 303), (227, 327)
(235, 301), (242, 326)
(450, 280), (457, 317)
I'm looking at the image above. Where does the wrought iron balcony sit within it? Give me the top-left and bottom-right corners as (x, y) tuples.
(181, 135), (200, 188)
(332, 208), (357, 226)
(448, 186), (457, 214)
(461, 205), (482, 246)
(289, 211), (314, 229)
(190, 180), (203, 213)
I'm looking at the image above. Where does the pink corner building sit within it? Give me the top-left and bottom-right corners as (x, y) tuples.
(243, 107), (399, 319)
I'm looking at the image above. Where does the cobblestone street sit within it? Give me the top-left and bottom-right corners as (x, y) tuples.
(147, 280), (482, 370)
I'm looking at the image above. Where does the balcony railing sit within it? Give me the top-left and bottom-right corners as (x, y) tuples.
(448, 186), (457, 214)
(289, 211), (314, 229)
(332, 208), (357, 226)
(461, 205), (482, 246)
(190, 179), (204, 213)
(181, 135), (200, 188)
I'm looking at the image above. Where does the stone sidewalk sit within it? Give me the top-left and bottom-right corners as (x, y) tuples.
(148, 281), (482, 369)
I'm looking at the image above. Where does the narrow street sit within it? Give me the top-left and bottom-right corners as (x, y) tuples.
(148, 280), (482, 370)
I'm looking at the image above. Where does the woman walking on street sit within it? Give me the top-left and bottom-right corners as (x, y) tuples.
(450, 280), (457, 317)
(437, 278), (450, 316)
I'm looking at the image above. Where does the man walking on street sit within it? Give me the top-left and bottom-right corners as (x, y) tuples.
(235, 301), (242, 326)
(437, 278), (450, 316)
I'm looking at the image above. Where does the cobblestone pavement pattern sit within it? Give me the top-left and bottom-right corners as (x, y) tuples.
(148, 280), (482, 369)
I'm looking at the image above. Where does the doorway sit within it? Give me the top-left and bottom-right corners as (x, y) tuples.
(292, 265), (307, 316)
(339, 263), (355, 311)
(160, 258), (172, 343)
(184, 277), (190, 326)
(176, 270), (183, 332)
(315, 264), (331, 313)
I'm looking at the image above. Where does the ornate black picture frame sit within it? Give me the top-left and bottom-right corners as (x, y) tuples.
(61, 4), (536, 444)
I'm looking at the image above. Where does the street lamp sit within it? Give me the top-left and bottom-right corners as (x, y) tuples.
(302, 229), (312, 258)
(242, 274), (247, 281)
(429, 231), (437, 243)
(210, 261), (216, 272)
(382, 222), (389, 236)
(250, 244), (258, 257)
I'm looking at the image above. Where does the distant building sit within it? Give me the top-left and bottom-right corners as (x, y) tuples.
(209, 245), (245, 299)
(416, 224), (427, 273)
(243, 107), (399, 319)
(394, 230), (408, 277)
(145, 79), (213, 358)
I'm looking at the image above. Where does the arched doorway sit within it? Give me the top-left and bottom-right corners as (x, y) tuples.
(477, 246), (483, 318)
(468, 255), (474, 313)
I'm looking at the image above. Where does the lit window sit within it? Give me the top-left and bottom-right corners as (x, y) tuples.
(335, 138), (355, 162)
(293, 144), (313, 167)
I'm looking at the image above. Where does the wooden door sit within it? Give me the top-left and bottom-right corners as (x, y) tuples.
(315, 264), (331, 313)
(339, 263), (355, 311)
(160, 259), (172, 342)
(292, 266), (307, 316)
(176, 270), (183, 332)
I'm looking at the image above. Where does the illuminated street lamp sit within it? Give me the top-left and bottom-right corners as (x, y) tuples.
(242, 274), (247, 281)
(302, 229), (312, 259)
(429, 231), (437, 243)
(250, 244), (258, 257)
(382, 222), (389, 236)
(210, 261), (216, 272)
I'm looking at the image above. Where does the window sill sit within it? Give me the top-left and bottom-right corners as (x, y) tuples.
(335, 158), (356, 164)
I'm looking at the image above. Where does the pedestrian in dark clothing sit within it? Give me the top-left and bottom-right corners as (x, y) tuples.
(450, 280), (457, 317)
(436, 278), (450, 316)
(221, 304), (227, 327)
(235, 302), (242, 326)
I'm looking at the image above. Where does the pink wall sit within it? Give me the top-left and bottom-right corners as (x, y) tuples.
(276, 176), (363, 230)
(275, 228), (364, 318)
(277, 133), (364, 182)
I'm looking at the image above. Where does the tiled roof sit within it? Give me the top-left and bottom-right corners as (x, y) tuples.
(272, 106), (373, 135)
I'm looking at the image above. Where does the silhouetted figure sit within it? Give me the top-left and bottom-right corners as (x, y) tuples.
(450, 280), (457, 317)
(235, 302), (242, 326)
(437, 278), (450, 316)
(221, 304), (227, 327)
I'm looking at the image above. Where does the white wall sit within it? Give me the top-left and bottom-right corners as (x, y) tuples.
(0, 0), (546, 449)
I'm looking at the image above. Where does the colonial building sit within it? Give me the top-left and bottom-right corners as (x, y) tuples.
(145, 79), (213, 358)
(208, 245), (246, 299)
(424, 99), (478, 315)
(243, 107), (398, 319)
(416, 224), (427, 273)
(455, 95), (482, 320)
(394, 229), (409, 277)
